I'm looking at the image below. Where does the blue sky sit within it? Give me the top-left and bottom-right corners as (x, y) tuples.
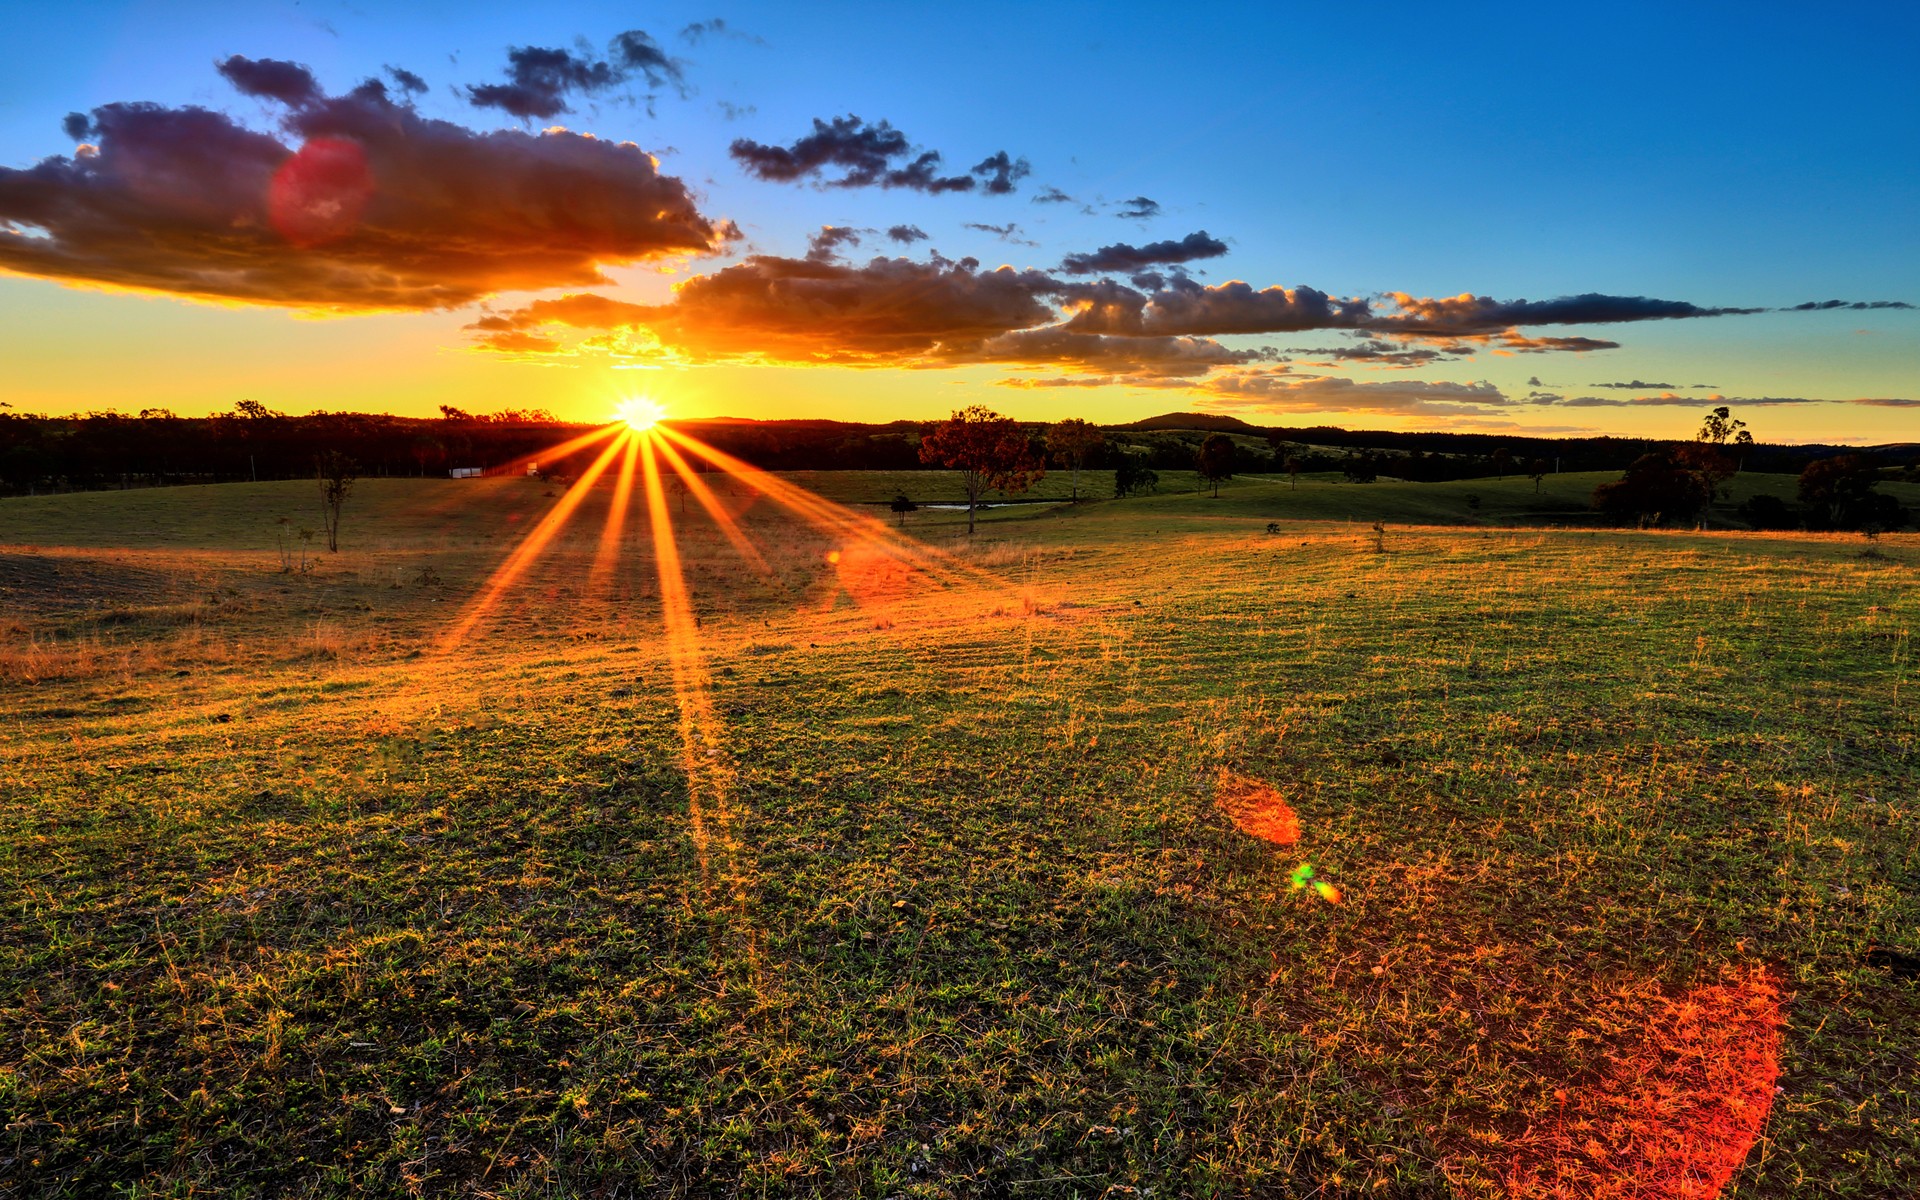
(1, 0), (1915, 439)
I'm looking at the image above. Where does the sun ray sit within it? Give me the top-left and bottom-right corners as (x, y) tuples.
(654, 424), (1016, 596)
(438, 430), (629, 650)
(650, 433), (774, 578)
(588, 430), (643, 599)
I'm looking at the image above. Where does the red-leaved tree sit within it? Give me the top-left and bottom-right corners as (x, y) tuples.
(918, 406), (1043, 535)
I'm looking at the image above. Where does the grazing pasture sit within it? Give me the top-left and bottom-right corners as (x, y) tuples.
(2, 473), (1916, 1197)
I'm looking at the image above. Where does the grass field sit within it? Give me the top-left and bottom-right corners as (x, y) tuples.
(2, 471), (1917, 1197)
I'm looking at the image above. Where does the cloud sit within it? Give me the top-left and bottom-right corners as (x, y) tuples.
(1538, 392), (1830, 408)
(1787, 299), (1914, 311)
(804, 224), (864, 262)
(1116, 196), (1160, 219)
(886, 224), (928, 244)
(1590, 379), (1675, 389)
(679, 18), (764, 45)
(1291, 339), (1458, 369)
(941, 327), (1267, 377)
(61, 112), (93, 141)
(386, 65), (428, 94)
(216, 55), (324, 107)
(1059, 230), (1228, 276)
(730, 115), (1021, 194)
(1855, 397), (1920, 407)
(963, 221), (1036, 245)
(471, 254), (1060, 363)
(970, 151), (1030, 195)
(1195, 373), (1514, 417)
(0, 66), (721, 311)
(1032, 186), (1074, 204)
(1094, 280), (1375, 336)
(466, 31), (685, 120)
(1376, 291), (1764, 334)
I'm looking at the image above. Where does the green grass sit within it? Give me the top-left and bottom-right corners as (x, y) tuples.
(2, 475), (1917, 1197)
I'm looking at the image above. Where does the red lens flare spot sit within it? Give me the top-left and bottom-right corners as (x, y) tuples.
(1216, 771), (1302, 845)
(269, 137), (373, 247)
(1489, 966), (1784, 1199)
(825, 549), (842, 565)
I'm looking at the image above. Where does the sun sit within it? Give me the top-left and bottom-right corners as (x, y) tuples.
(614, 397), (666, 431)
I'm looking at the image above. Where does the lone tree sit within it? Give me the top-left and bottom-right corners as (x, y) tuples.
(1046, 418), (1104, 501)
(889, 491), (918, 527)
(315, 450), (357, 552)
(1680, 405), (1747, 524)
(1195, 434), (1237, 497)
(918, 406), (1043, 535)
(1283, 452), (1302, 490)
(1528, 458), (1551, 493)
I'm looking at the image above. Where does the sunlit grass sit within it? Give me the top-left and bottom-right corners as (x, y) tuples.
(1, 472), (1916, 1196)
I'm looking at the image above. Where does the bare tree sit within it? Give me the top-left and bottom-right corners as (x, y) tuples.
(316, 451), (357, 552)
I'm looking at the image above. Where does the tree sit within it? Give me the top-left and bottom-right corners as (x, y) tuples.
(1799, 454), (1906, 531)
(315, 450), (357, 552)
(1528, 458), (1550, 494)
(1698, 405), (1747, 447)
(1195, 434), (1236, 497)
(1733, 428), (1755, 473)
(1591, 450), (1712, 527)
(1046, 418), (1104, 502)
(917, 406), (1043, 535)
(1342, 452), (1378, 484)
(889, 491), (918, 527)
(439, 405), (473, 421)
(1283, 453), (1301, 490)
(1491, 447), (1512, 480)
(1114, 456), (1158, 497)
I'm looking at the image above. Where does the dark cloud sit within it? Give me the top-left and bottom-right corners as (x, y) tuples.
(731, 116), (952, 189)
(730, 116), (1020, 195)
(1059, 230), (1228, 276)
(386, 65), (428, 94)
(1130, 271), (1166, 291)
(1085, 281), (1373, 337)
(1293, 339), (1458, 368)
(964, 221), (1037, 246)
(467, 31), (685, 120)
(216, 55), (323, 107)
(1590, 379), (1674, 389)
(804, 224), (864, 262)
(886, 224), (928, 244)
(608, 31), (687, 90)
(1032, 186), (1074, 204)
(680, 19), (764, 45)
(716, 100), (756, 120)
(62, 112), (93, 141)
(1787, 299), (1914, 311)
(970, 151), (1030, 195)
(1376, 291), (1764, 335)
(1857, 397), (1920, 407)
(1543, 392), (1827, 408)
(1116, 196), (1160, 219)
(0, 72), (720, 310)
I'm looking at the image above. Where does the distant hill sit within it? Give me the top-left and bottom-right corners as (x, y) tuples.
(1113, 412), (1263, 434)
